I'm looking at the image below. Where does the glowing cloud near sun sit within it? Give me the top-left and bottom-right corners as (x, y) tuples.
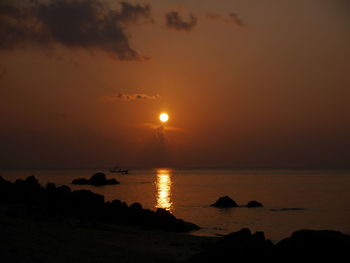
(160, 113), (169, 123)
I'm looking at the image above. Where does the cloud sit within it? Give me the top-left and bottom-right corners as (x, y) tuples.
(206, 12), (221, 20)
(206, 12), (245, 27)
(140, 123), (183, 132)
(0, 0), (152, 61)
(156, 125), (166, 144)
(165, 11), (197, 31)
(228, 12), (245, 27)
(104, 92), (161, 101)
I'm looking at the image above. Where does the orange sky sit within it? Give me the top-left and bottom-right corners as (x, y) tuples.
(0, 0), (349, 168)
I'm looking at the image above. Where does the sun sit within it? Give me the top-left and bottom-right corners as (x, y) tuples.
(160, 113), (169, 123)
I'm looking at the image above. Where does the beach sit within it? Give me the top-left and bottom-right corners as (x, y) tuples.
(0, 209), (217, 263)
(1, 172), (350, 262)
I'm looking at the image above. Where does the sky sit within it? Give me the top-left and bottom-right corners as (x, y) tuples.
(0, 0), (349, 169)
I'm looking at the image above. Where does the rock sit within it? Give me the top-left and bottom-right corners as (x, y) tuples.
(275, 229), (350, 261)
(189, 228), (274, 262)
(153, 208), (200, 232)
(89, 173), (108, 185)
(129, 202), (143, 211)
(211, 196), (238, 207)
(45, 182), (56, 191)
(69, 190), (105, 218)
(0, 175), (198, 233)
(156, 208), (176, 220)
(72, 172), (120, 186)
(223, 227), (252, 241)
(72, 178), (89, 185)
(189, 228), (350, 262)
(12, 176), (42, 204)
(108, 178), (119, 184)
(245, 200), (263, 207)
(110, 200), (128, 210)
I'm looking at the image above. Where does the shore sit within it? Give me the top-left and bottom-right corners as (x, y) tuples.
(0, 175), (215, 262)
(0, 209), (217, 263)
(1, 175), (349, 262)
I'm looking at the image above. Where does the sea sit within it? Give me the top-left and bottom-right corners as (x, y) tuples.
(1, 168), (349, 242)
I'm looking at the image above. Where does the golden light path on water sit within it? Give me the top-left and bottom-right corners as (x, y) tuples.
(155, 169), (173, 212)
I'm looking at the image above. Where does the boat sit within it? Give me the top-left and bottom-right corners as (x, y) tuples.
(110, 166), (129, 174)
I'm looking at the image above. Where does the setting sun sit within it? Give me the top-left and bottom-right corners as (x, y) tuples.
(160, 113), (169, 123)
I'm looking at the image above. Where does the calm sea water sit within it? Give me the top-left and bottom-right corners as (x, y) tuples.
(1, 168), (349, 241)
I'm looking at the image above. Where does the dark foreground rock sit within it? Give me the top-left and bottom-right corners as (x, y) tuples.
(245, 200), (263, 207)
(275, 229), (350, 261)
(189, 228), (350, 262)
(0, 176), (199, 232)
(72, 172), (120, 186)
(189, 228), (273, 262)
(211, 196), (238, 208)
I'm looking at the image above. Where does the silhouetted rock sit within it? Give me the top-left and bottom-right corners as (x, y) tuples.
(189, 228), (350, 262)
(153, 208), (200, 232)
(72, 178), (89, 185)
(72, 172), (120, 186)
(211, 196), (238, 207)
(275, 229), (350, 261)
(129, 202), (143, 211)
(245, 200), (263, 207)
(189, 228), (273, 262)
(45, 182), (56, 191)
(0, 176), (198, 232)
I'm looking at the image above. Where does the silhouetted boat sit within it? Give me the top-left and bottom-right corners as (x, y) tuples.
(110, 166), (129, 174)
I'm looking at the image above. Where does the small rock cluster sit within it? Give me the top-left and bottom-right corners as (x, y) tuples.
(211, 196), (263, 208)
(72, 172), (119, 186)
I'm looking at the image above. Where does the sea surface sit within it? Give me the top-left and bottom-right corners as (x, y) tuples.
(1, 168), (349, 241)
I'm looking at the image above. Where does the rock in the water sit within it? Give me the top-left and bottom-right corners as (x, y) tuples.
(89, 173), (108, 185)
(72, 173), (120, 186)
(72, 178), (89, 185)
(245, 200), (263, 207)
(211, 196), (238, 207)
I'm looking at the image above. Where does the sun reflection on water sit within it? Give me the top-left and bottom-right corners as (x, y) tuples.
(155, 169), (173, 212)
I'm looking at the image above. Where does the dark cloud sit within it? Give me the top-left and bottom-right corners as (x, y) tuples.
(165, 11), (197, 31)
(116, 1), (153, 24)
(107, 92), (161, 101)
(206, 12), (245, 27)
(228, 12), (245, 27)
(0, 0), (152, 61)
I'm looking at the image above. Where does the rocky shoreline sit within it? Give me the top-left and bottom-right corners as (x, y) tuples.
(1, 175), (349, 262)
(0, 175), (198, 232)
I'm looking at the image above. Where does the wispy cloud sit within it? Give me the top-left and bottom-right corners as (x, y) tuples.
(139, 123), (183, 132)
(103, 92), (161, 101)
(206, 12), (221, 20)
(165, 11), (198, 31)
(206, 12), (245, 27)
(228, 12), (245, 27)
